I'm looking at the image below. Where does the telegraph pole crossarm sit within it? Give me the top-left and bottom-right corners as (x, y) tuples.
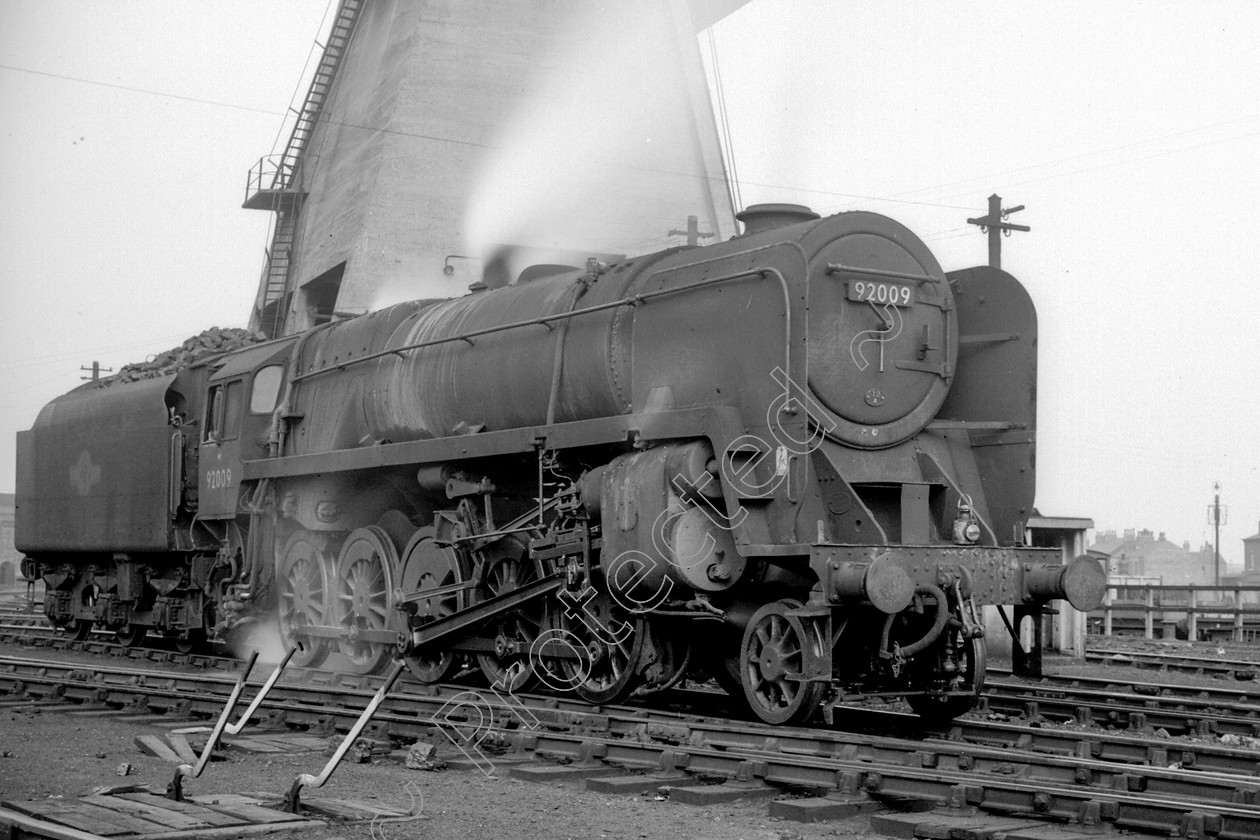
(80, 361), (112, 382)
(669, 215), (714, 248)
(966, 193), (1030, 269)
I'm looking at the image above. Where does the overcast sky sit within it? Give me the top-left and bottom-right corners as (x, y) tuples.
(1, 1), (1257, 566)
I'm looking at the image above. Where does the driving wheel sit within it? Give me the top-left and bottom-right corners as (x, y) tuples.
(397, 526), (466, 683)
(546, 585), (645, 704)
(474, 535), (545, 692)
(277, 530), (332, 668)
(333, 526), (398, 675)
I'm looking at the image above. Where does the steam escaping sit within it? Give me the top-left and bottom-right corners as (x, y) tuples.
(226, 617), (289, 666)
(365, 264), (449, 314)
(463, 2), (731, 281)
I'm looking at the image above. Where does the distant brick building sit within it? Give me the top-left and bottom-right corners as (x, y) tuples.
(0, 493), (19, 586)
(1244, 523), (1260, 574)
(1090, 528), (1218, 586)
(1223, 521), (1260, 604)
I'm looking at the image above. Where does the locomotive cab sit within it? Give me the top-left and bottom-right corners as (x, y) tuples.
(197, 341), (294, 518)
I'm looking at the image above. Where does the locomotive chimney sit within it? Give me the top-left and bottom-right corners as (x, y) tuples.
(736, 203), (820, 236)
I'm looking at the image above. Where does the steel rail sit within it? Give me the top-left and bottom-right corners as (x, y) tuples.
(1086, 647), (1260, 675)
(979, 679), (1260, 737)
(988, 665), (1257, 706)
(2, 638), (1258, 777)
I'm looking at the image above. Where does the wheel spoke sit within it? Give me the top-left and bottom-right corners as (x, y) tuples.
(277, 532), (331, 669)
(398, 527), (462, 684)
(333, 527), (397, 675)
(740, 599), (824, 725)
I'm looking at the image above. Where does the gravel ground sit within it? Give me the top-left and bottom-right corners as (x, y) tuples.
(0, 679), (865, 840)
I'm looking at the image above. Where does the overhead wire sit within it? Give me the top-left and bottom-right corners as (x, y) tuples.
(0, 331), (198, 370)
(934, 128), (1260, 203)
(878, 112), (1260, 206)
(5, 33), (1258, 270)
(14, 59), (1245, 220)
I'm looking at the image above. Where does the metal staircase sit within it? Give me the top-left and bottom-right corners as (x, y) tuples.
(246, 0), (365, 336)
(253, 214), (298, 337)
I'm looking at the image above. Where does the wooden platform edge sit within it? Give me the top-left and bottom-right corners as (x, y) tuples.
(0, 804), (321, 840)
(124, 818), (323, 840)
(0, 805), (108, 840)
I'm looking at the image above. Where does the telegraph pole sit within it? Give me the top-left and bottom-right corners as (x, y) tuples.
(966, 194), (1030, 269)
(80, 361), (112, 382)
(669, 215), (714, 247)
(1209, 482), (1227, 587)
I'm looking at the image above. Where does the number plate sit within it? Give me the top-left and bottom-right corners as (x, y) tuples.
(847, 280), (914, 307)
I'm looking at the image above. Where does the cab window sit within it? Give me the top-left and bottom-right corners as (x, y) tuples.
(250, 365), (284, 414)
(222, 381), (243, 439)
(204, 380), (244, 442)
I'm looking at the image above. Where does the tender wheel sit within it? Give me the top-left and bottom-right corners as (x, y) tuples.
(333, 526), (398, 675)
(115, 625), (147, 647)
(70, 585), (99, 641)
(174, 632), (204, 655)
(397, 527), (465, 684)
(741, 599), (825, 725)
(474, 536), (545, 692)
(277, 530), (332, 668)
(906, 634), (987, 725)
(545, 586), (644, 704)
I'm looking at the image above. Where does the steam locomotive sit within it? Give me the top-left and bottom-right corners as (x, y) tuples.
(15, 204), (1104, 725)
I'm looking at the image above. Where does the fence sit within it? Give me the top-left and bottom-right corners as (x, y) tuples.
(1088, 584), (1260, 642)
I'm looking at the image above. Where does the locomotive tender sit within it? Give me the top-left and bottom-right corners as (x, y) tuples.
(16, 204), (1104, 725)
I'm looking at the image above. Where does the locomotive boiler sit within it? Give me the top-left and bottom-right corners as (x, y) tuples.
(15, 204), (1105, 725)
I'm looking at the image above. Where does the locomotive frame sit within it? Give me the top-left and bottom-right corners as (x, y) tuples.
(16, 206), (1105, 726)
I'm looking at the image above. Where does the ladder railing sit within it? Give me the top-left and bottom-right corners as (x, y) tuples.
(247, 0), (365, 336)
(273, 0), (363, 192)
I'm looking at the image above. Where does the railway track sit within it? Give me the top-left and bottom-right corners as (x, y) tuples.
(6, 612), (1260, 740)
(7, 621), (1260, 745)
(2, 651), (1258, 838)
(5, 635), (1258, 777)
